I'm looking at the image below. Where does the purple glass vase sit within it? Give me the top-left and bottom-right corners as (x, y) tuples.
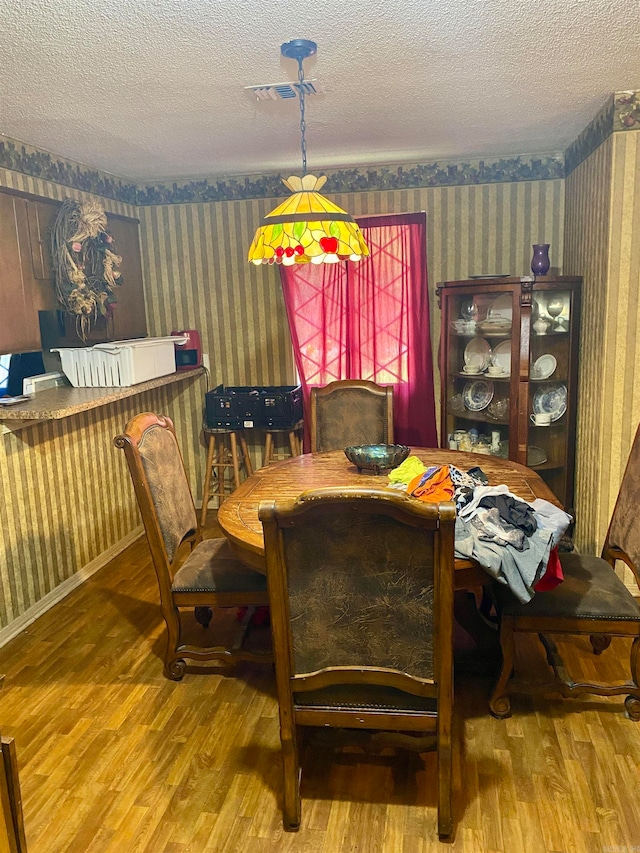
(531, 244), (550, 276)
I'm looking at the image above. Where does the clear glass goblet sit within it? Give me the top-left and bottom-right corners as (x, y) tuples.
(546, 295), (564, 330)
(460, 300), (479, 323)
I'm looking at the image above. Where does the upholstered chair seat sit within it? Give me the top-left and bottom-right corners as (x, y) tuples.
(172, 538), (267, 595)
(494, 553), (640, 621)
(293, 684), (438, 713)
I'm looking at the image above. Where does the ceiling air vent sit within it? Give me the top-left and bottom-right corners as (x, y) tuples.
(245, 80), (321, 101)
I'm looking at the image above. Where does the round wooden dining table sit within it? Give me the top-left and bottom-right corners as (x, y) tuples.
(217, 448), (560, 590)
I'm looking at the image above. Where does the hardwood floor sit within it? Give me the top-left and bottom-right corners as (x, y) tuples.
(0, 526), (639, 852)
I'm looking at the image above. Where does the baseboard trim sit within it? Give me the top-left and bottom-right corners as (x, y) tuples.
(0, 526), (144, 649)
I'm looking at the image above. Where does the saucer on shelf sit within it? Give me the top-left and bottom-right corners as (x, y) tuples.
(531, 353), (557, 380)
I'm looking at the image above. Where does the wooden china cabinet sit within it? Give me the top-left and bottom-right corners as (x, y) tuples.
(436, 276), (581, 510)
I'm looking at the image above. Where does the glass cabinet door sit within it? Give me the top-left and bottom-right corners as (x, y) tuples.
(527, 286), (577, 507)
(442, 287), (517, 458)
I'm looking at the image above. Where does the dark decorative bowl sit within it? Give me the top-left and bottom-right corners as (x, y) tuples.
(344, 444), (410, 475)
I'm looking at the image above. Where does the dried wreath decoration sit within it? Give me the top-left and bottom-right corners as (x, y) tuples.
(50, 199), (123, 339)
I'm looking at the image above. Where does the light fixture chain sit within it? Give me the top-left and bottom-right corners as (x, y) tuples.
(297, 58), (307, 176)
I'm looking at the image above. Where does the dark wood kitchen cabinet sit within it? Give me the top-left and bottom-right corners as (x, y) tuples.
(0, 193), (46, 353)
(0, 189), (147, 355)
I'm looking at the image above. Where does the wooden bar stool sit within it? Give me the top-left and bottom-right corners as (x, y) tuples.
(262, 421), (304, 467)
(201, 428), (253, 525)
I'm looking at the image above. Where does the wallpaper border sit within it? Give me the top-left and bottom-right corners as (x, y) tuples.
(2, 89), (637, 204)
(136, 155), (565, 205)
(0, 136), (138, 205)
(0, 133), (563, 205)
(565, 90), (640, 176)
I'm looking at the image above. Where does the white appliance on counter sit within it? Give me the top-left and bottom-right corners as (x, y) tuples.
(23, 371), (68, 394)
(52, 335), (188, 388)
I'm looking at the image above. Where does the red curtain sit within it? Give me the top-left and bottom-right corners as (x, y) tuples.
(280, 211), (437, 450)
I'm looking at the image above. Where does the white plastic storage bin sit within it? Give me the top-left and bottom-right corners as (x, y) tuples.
(52, 336), (187, 387)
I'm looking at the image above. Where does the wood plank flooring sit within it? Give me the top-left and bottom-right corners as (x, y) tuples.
(0, 526), (639, 852)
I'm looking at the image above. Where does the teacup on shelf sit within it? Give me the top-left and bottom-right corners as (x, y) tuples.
(531, 412), (552, 426)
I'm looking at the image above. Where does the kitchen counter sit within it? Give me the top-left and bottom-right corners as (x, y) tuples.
(0, 368), (204, 430)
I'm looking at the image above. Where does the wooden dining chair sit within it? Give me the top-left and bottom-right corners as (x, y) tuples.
(114, 412), (271, 680)
(490, 422), (640, 720)
(0, 732), (26, 853)
(309, 379), (394, 452)
(260, 487), (457, 840)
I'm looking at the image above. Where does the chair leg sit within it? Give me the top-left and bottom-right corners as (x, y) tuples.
(626, 636), (640, 721)
(194, 606), (213, 629)
(263, 432), (273, 467)
(163, 605), (186, 681)
(590, 634), (612, 655)
(437, 735), (453, 839)
(280, 726), (301, 831)
(489, 615), (515, 718)
(230, 432), (241, 489)
(217, 442), (226, 505)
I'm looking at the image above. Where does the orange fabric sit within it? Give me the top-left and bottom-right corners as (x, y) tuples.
(408, 466), (455, 503)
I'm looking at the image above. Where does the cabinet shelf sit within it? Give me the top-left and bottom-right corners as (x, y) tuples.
(531, 462), (565, 472)
(438, 275), (581, 509)
(450, 411), (508, 425)
(451, 331), (512, 340)
(455, 373), (511, 381)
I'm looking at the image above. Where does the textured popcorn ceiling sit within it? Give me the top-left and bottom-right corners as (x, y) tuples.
(0, 0), (638, 182)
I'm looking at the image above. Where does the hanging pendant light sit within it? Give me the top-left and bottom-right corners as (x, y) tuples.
(248, 39), (369, 266)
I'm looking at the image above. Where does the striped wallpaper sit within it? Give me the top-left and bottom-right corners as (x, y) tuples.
(565, 130), (640, 562)
(0, 373), (205, 630)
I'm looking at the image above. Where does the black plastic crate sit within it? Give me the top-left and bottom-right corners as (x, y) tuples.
(260, 385), (303, 429)
(205, 385), (261, 429)
(205, 384), (302, 430)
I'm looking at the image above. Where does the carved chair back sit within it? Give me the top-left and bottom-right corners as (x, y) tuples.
(310, 379), (394, 452)
(603, 422), (640, 585)
(114, 412), (200, 611)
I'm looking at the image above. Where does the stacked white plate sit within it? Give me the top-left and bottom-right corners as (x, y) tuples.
(463, 338), (491, 372)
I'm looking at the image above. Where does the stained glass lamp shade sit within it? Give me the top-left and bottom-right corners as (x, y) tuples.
(248, 174), (369, 266)
(248, 39), (369, 266)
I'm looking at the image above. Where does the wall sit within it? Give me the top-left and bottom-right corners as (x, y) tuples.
(8, 124), (631, 639)
(138, 178), (565, 477)
(0, 375), (205, 636)
(565, 127), (640, 557)
(0, 159), (206, 636)
(0, 159), (564, 636)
